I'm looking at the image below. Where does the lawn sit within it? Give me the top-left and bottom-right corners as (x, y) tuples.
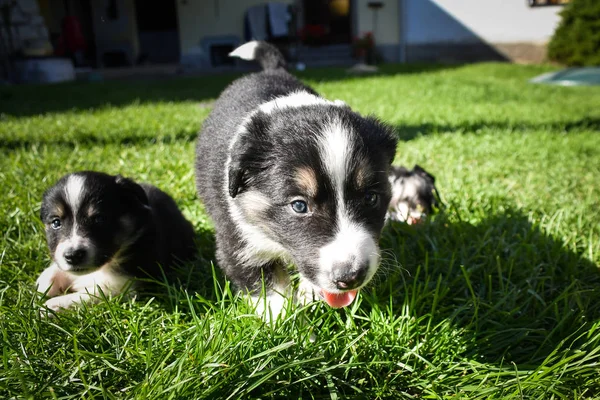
(1, 63), (599, 399)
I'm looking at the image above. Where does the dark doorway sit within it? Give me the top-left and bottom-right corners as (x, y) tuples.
(43, 0), (96, 67)
(301, 0), (352, 45)
(134, 0), (180, 64)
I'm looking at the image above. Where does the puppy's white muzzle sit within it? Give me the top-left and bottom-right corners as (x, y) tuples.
(317, 221), (379, 294)
(54, 236), (94, 271)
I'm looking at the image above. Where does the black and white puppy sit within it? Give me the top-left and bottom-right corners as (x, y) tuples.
(36, 171), (196, 312)
(387, 165), (439, 224)
(195, 41), (398, 318)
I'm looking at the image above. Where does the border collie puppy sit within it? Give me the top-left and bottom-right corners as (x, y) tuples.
(195, 41), (398, 318)
(36, 171), (196, 313)
(387, 165), (439, 224)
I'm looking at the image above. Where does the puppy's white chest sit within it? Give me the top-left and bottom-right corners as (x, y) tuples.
(37, 262), (131, 296)
(68, 266), (131, 294)
(37, 262), (133, 313)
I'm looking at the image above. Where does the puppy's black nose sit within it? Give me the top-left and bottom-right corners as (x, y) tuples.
(332, 264), (368, 290)
(64, 248), (87, 265)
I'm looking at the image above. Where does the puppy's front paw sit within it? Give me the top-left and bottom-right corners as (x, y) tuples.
(36, 264), (72, 298)
(296, 278), (318, 306)
(39, 297), (68, 317)
(40, 293), (83, 315)
(44, 296), (69, 312)
(36, 267), (56, 295)
(38, 297), (65, 318)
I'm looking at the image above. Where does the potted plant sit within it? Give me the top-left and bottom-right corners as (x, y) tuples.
(352, 32), (376, 64)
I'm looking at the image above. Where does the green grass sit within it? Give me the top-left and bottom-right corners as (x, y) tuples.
(1, 63), (600, 399)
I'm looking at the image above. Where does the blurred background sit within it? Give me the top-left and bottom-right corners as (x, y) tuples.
(0, 0), (580, 83)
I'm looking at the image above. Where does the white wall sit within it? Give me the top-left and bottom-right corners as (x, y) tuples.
(90, 0), (140, 65)
(177, 0), (293, 63)
(405, 0), (563, 45)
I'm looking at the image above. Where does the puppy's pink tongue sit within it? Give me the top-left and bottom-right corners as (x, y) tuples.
(321, 290), (358, 308)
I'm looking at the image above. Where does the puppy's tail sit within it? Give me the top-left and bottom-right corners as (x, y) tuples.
(229, 41), (287, 71)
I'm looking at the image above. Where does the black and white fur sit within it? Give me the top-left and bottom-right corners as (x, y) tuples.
(387, 165), (439, 224)
(36, 171), (196, 312)
(195, 41), (398, 318)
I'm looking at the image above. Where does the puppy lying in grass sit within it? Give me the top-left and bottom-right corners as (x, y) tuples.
(36, 171), (196, 313)
(387, 165), (440, 224)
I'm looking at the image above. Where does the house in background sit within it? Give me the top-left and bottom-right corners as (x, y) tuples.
(170, 0), (565, 67)
(2, 0), (566, 77)
(172, 0), (565, 66)
(400, 0), (565, 63)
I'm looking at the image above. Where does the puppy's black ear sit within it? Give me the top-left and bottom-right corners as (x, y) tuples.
(413, 165), (443, 210)
(39, 179), (65, 222)
(115, 175), (150, 210)
(228, 157), (245, 198)
(228, 113), (271, 198)
(391, 165), (410, 177)
(365, 117), (398, 166)
(39, 190), (50, 221)
(382, 131), (398, 166)
(414, 164), (435, 183)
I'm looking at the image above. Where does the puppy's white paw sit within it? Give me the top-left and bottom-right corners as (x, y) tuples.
(36, 265), (57, 294)
(38, 296), (66, 318)
(36, 263), (73, 298)
(44, 296), (70, 312)
(39, 292), (90, 317)
(251, 291), (291, 324)
(296, 278), (318, 306)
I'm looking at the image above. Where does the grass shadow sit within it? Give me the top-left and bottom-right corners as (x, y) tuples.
(393, 117), (600, 140)
(0, 130), (200, 150)
(0, 74), (233, 118)
(0, 64), (464, 118)
(3, 116), (598, 151)
(375, 205), (600, 365)
(137, 224), (223, 313)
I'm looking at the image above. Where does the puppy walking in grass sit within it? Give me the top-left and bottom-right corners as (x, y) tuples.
(195, 41), (398, 318)
(36, 171), (196, 313)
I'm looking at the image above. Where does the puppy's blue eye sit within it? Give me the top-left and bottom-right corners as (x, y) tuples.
(51, 218), (61, 229)
(364, 192), (379, 207)
(291, 200), (308, 214)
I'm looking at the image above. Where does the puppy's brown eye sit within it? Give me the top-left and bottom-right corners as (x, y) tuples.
(364, 192), (379, 207)
(51, 218), (61, 229)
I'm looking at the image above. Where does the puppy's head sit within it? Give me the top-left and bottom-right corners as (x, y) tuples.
(40, 172), (150, 273)
(227, 94), (397, 307)
(388, 164), (438, 224)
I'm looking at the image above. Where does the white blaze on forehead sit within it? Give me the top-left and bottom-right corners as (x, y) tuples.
(54, 174), (93, 271)
(315, 118), (380, 291)
(64, 174), (86, 214)
(224, 92), (346, 189)
(318, 118), (351, 196)
(224, 93), (347, 266)
(258, 91), (347, 114)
